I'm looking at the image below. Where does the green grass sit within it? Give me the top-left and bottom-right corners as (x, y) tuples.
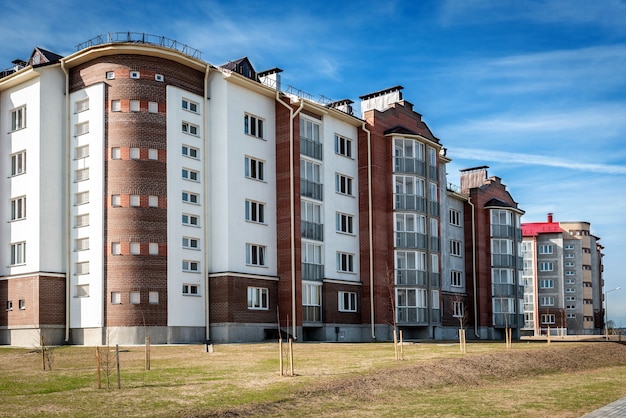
(0, 341), (625, 417)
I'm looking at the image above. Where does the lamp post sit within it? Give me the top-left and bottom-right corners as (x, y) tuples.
(605, 287), (621, 341)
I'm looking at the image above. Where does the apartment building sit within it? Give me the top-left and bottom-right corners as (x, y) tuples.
(1, 34), (454, 345)
(460, 167), (525, 340)
(521, 214), (604, 335)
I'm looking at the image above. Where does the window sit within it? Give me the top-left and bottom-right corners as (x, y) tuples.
(149, 291), (159, 304)
(182, 213), (199, 226)
(10, 196), (26, 221)
(182, 168), (200, 181)
(394, 138), (425, 160)
(492, 268), (514, 284)
(182, 284), (200, 295)
(75, 262), (89, 275)
(182, 122), (199, 136)
(246, 244), (266, 266)
(148, 101), (158, 113)
(337, 252), (355, 273)
(149, 195), (159, 207)
(453, 301), (465, 318)
(129, 100), (140, 112)
(567, 313), (576, 319)
(541, 314), (555, 324)
(432, 290), (440, 309)
(74, 97), (89, 113)
(111, 292), (121, 304)
(111, 147), (121, 159)
(540, 296), (555, 307)
(182, 99), (198, 113)
(395, 213), (427, 234)
(75, 238), (89, 251)
(182, 191), (199, 204)
(11, 151), (26, 175)
(566, 287), (576, 293)
(111, 100), (121, 112)
(11, 106), (26, 131)
(451, 270), (463, 287)
(566, 305), (576, 310)
(130, 71), (140, 79)
(149, 243), (159, 255)
(450, 240), (462, 257)
(130, 242), (140, 255)
(10, 242), (26, 265)
(428, 147), (437, 166)
(75, 121), (89, 136)
(303, 283), (322, 322)
(334, 134), (353, 158)
(245, 156), (265, 181)
(75, 214), (89, 228)
(245, 200), (265, 224)
(111, 242), (121, 255)
(565, 262), (575, 267)
(130, 291), (140, 304)
(182, 237), (199, 249)
(130, 147), (140, 159)
(75, 168), (89, 182)
(148, 148), (158, 160)
(566, 296), (576, 302)
(75, 191), (89, 205)
(19, 299), (25, 310)
(244, 114), (264, 139)
(429, 182), (438, 202)
(155, 74), (164, 82)
(182, 260), (200, 272)
(335, 174), (353, 196)
(75, 284), (89, 297)
(565, 270), (575, 276)
(182, 145), (199, 159)
(491, 209), (512, 226)
(539, 244), (553, 254)
(540, 279), (554, 289)
(449, 209), (461, 226)
(539, 262), (554, 271)
(248, 287), (269, 310)
(130, 195), (140, 207)
(564, 244), (575, 250)
(336, 212), (354, 234)
(6, 301), (13, 311)
(106, 71), (115, 80)
(339, 291), (357, 312)
(492, 239), (513, 255)
(75, 145), (89, 159)
(111, 194), (121, 207)
(565, 253), (575, 259)
(566, 279), (576, 285)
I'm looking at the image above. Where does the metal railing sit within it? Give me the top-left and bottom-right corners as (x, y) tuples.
(75, 32), (203, 59)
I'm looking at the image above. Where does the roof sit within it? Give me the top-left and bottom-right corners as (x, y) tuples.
(219, 57), (257, 81)
(521, 222), (564, 237)
(484, 197), (515, 209)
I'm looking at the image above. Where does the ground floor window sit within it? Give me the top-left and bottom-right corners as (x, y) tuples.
(303, 283), (322, 322)
(247, 287), (269, 310)
(338, 291), (357, 312)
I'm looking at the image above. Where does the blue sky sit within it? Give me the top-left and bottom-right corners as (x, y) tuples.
(2, 0), (625, 328)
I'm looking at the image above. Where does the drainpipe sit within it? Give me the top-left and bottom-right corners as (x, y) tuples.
(203, 64), (211, 343)
(361, 122), (375, 340)
(61, 60), (71, 343)
(275, 91), (303, 340)
(468, 199), (479, 338)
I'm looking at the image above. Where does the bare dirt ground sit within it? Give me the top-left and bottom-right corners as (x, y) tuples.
(196, 342), (626, 417)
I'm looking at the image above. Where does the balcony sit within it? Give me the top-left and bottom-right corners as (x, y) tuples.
(492, 283), (517, 297)
(394, 194), (427, 212)
(301, 179), (323, 201)
(75, 32), (202, 59)
(428, 165), (438, 181)
(300, 137), (323, 160)
(302, 263), (324, 281)
(395, 269), (428, 286)
(394, 157), (426, 176)
(301, 221), (323, 241)
(395, 232), (428, 249)
(302, 306), (322, 323)
(396, 307), (428, 324)
(493, 313), (519, 327)
(492, 254), (521, 268)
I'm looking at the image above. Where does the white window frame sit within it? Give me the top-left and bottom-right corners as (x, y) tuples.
(10, 196), (26, 221)
(130, 147), (140, 159)
(244, 113), (265, 139)
(245, 199), (266, 224)
(449, 209), (461, 227)
(182, 237), (200, 250)
(11, 105), (26, 131)
(335, 173), (354, 196)
(451, 270), (463, 288)
(10, 241), (26, 265)
(334, 134), (353, 158)
(75, 121), (89, 136)
(149, 291), (159, 304)
(130, 195), (140, 207)
(336, 212), (354, 234)
(247, 287), (269, 310)
(155, 74), (164, 82)
(111, 242), (121, 255)
(111, 147), (121, 160)
(182, 98), (199, 113)
(149, 195), (159, 207)
(182, 191), (199, 204)
(540, 296), (555, 307)
(182, 122), (199, 136)
(182, 168), (200, 182)
(130, 71), (140, 79)
(246, 244), (267, 267)
(75, 167), (89, 182)
(75, 191), (89, 205)
(541, 314), (555, 324)
(539, 244), (553, 254)
(130, 100), (140, 112)
(149, 243), (159, 255)
(182, 145), (199, 159)
(453, 301), (465, 318)
(539, 262), (554, 272)
(182, 260), (200, 272)
(182, 284), (200, 296)
(182, 213), (200, 227)
(111, 194), (121, 207)
(75, 237), (89, 252)
(111, 100), (121, 112)
(75, 261), (89, 275)
(75, 145), (89, 159)
(111, 292), (121, 304)
(337, 252), (355, 273)
(540, 279), (555, 289)
(338, 291), (357, 312)
(450, 240), (462, 257)
(75, 284), (89, 298)
(11, 151), (26, 176)
(130, 242), (140, 255)
(130, 291), (140, 305)
(148, 101), (158, 113)
(75, 214), (89, 228)
(245, 156), (265, 181)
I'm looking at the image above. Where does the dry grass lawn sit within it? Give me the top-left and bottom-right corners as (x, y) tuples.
(1, 340), (625, 417)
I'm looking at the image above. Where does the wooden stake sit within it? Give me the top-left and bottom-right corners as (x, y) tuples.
(399, 330), (404, 360)
(288, 338), (294, 376)
(145, 336), (150, 371)
(40, 335), (45, 371)
(96, 347), (101, 389)
(393, 329), (398, 360)
(116, 344), (121, 389)
(279, 338), (283, 376)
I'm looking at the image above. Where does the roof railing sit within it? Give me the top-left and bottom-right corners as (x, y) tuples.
(75, 32), (202, 60)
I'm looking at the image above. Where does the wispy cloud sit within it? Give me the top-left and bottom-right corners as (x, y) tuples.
(450, 147), (626, 175)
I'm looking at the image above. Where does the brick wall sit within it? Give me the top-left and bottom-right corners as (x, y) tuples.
(0, 276), (65, 328)
(209, 276), (278, 324)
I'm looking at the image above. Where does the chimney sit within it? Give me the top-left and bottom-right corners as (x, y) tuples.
(547, 213), (553, 223)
